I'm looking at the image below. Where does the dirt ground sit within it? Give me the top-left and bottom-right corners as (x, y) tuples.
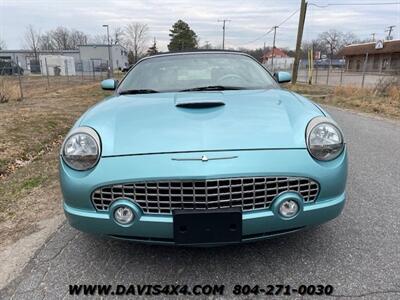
(0, 80), (110, 245)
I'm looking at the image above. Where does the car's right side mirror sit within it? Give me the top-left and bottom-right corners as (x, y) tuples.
(101, 79), (118, 90)
(274, 71), (292, 83)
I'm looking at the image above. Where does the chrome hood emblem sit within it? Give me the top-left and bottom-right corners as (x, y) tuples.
(172, 155), (238, 162)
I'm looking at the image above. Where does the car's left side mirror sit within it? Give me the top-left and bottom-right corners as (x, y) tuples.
(274, 71), (292, 83)
(101, 79), (118, 90)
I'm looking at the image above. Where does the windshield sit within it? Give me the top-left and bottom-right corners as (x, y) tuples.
(117, 53), (277, 93)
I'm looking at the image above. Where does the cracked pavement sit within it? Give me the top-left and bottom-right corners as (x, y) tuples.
(1, 106), (400, 299)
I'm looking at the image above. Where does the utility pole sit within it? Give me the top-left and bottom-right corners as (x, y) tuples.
(103, 24), (112, 78)
(370, 33), (376, 42)
(385, 25), (395, 40)
(218, 19), (231, 49)
(271, 26), (278, 72)
(292, 0), (308, 84)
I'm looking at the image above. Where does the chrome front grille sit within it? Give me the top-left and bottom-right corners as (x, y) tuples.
(91, 177), (319, 214)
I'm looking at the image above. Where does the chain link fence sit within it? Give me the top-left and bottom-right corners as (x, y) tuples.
(265, 61), (400, 89)
(0, 57), (116, 102)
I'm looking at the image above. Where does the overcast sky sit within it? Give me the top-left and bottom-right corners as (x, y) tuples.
(1, 0), (399, 51)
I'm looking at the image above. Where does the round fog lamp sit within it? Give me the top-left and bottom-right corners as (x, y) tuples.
(279, 200), (299, 218)
(114, 206), (134, 225)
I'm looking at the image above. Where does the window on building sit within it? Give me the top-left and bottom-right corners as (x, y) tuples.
(382, 58), (389, 70)
(373, 56), (380, 70)
(391, 54), (400, 69)
(356, 59), (361, 71)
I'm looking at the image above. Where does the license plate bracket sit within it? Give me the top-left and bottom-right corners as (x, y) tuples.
(173, 208), (242, 245)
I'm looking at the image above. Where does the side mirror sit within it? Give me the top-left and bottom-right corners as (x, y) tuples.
(101, 79), (118, 90)
(274, 71), (292, 83)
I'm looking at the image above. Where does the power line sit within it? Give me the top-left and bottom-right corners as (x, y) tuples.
(237, 8), (299, 47)
(309, 2), (400, 7)
(277, 9), (300, 27)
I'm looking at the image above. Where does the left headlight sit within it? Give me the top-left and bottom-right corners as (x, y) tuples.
(61, 127), (101, 171)
(306, 117), (344, 161)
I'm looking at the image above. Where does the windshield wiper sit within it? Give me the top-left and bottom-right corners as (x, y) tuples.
(119, 89), (159, 95)
(179, 85), (247, 92)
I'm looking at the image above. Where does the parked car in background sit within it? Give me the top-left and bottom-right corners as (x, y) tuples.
(0, 59), (24, 75)
(60, 51), (347, 246)
(121, 64), (133, 72)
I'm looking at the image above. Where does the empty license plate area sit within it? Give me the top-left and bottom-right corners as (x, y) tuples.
(173, 208), (242, 245)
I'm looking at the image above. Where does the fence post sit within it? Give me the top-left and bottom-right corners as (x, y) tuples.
(16, 57), (24, 101)
(315, 67), (318, 84)
(361, 52), (369, 88)
(92, 60), (95, 81)
(339, 67), (344, 86)
(81, 59), (84, 81)
(326, 65), (330, 85)
(45, 57), (50, 89)
(65, 59), (69, 82)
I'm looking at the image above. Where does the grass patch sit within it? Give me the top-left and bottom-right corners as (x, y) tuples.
(0, 82), (110, 177)
(288, 83), (400, 119)
(0, 78), (21, 102)
(0, 80), (111, 219)
(21, 176), (45, 190)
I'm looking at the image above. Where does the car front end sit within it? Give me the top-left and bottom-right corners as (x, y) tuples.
(59, 52), (347, 246)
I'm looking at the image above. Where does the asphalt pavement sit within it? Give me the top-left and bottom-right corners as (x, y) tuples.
(1, 106), (400, 299)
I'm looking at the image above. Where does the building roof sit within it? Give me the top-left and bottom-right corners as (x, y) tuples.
(78, 44), (127, 50)
(261, 48), (288, 61)
(340, 39), (400, 56)
(0, 49), (79, 54)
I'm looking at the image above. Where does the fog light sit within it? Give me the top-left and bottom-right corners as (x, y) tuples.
(279, 200), (299, 218)
(114, 206), (134, 224)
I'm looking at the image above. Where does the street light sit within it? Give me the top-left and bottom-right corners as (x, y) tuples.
(102, 24), (112, 78)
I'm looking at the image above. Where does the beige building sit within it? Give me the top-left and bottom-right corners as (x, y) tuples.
(340, 40), (400, 73)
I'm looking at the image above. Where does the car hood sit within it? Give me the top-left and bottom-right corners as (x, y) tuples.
(79, 89), (323, 156)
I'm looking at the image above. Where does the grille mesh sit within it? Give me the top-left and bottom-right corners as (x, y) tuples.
(91, 177), (319, 214)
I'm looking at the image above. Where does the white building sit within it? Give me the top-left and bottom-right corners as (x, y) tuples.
(263, 57), (294, 71)
(39, 55), (76, 76)
(0, 49), (79, 73)
(78, 44), (129, 70)
(0, 44), (129, 74)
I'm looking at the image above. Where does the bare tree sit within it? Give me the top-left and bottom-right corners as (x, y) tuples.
(0, 36), (6, 50)
(39, 32), (54, 50)
(124, 23), (149, 63)
(112, 27), (124, 45)
(301, 39), (325, 59)
(24, 25), (41, 59)
(70, 29), (88, 48)
(317, 30), (360, 61)
(342, 32), (358, 46)
(318, 30), (343, 61)
(90, 34), (108, 44)
(51, 26), (71, 50)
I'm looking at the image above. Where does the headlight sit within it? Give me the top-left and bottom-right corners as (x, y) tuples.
(61, 127), (101, 170)
(306, 117), (344, 161)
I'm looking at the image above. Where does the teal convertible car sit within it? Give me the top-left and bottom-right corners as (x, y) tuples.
(60, 51), (347, 246)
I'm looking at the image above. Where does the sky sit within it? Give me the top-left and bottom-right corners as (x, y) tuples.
(0, 0), (399, 51)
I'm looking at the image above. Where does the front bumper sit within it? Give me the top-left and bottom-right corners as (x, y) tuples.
(60, 148), (347, 245)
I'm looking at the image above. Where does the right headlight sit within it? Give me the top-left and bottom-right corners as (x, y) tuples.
(306, 117), (344, 161)
(61, 127), (101, 171)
